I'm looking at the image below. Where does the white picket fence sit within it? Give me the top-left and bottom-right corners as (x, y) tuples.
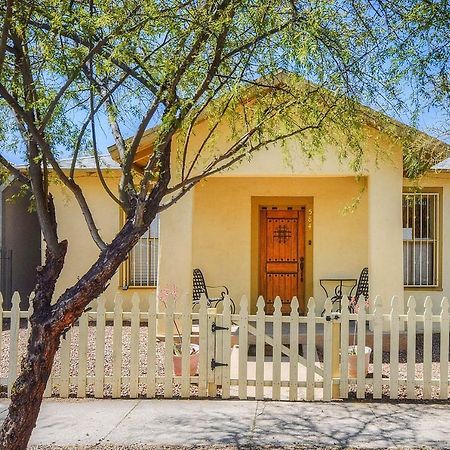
(0, 292), (449, 401)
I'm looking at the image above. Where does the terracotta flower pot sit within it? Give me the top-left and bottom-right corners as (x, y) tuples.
(172, 344), (200, 376)
(348, 346), (371, 378)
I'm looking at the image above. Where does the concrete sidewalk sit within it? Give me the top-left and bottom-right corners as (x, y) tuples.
(1, 399), (450, 448)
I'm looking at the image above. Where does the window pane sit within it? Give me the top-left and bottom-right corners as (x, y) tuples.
(402, 192), (439, 287)
(128, 215), (159, 287)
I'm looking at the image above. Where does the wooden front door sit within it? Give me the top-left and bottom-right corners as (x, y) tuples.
(259, 208), (305, 314)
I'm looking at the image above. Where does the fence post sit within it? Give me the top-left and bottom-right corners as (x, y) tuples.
(146, 293), (157, 399)
(129, 293), (141, 399)
(423, 296), (433, 400)
(255, 296), (265, 400)
(356, 295), (367, 399)
(306, 297), (316, 401)
(389, 296), (399, 400)
(214, 304), (223, 389)
(289, 297), (299, 401)
(322, 297), (332, 401)
(198, 294), (208, 397)
(440, 297), (449, 400)
(272, 297), (282, 401)
(207, 306), (217, 397)
(112, 293), (124, 399)
(59, 327), (72, 399)
(164, 294), (175, 399)
(77, 311), (89, 398)
(340, 296), (350, 399)
(180, 293), (192, 399)
(221, 295), (232, 399)
(406, 296), (416, 399)
(238, 295), (249, 400)
(94, 295), (106, 399)
(331, 318), (340, 399)
(372, 296), (383, 399)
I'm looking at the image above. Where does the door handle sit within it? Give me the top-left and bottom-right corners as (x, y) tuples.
(300, 257), (304, 282)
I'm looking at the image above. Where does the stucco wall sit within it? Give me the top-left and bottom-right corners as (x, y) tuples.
(192, 176), (368, 313)
(1, 182), (41, 308)
(48, 168), (450, 319)
(158, 124), (405, 315)
(50, 173), (156, 311)
(46, 118), (415, 317)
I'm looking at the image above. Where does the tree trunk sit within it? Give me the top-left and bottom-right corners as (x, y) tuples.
(0, 204), (161, 449)
(0, 322), (61, 450)
(0, 222), (150, 448)
(0, 233), (68, 450)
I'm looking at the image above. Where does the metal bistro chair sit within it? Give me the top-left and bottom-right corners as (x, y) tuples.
(192, 268), (236, 313)
(348, 267), (369, 312)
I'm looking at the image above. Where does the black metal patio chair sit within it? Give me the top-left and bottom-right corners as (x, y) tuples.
(192, 268), (235, 313)
(348, 267), (369, 312)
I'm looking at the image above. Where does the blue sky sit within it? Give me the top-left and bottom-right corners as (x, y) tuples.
(3, 93), (448, 166)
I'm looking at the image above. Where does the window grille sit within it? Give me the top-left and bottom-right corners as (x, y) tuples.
(124, 215), (159, 287)
(402, 192), (440, 287)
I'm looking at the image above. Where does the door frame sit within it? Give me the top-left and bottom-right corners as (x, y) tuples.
(251, 196), (314, 314)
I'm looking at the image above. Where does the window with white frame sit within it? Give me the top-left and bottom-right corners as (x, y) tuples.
(402, 191), (440, 287)
(124, 215), (159, 287)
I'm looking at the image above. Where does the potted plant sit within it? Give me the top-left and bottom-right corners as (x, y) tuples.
(159, 286), (200, 376)
(347, 345), (372, 378)
(347, 297), (371, 378)
(172, 342), (200, 376)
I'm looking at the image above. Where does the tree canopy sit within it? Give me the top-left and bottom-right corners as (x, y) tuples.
(0, 1), (448, 448)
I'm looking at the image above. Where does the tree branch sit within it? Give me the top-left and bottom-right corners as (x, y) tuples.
(168, 91), (341, 198)
(0, 82), (107, 250)
(0, 153), (30, 186)
(27, 18), (160, 96)
(8, 27), (62, 255)
(89, 85), (123, 209)
(0, 0), (13, 73)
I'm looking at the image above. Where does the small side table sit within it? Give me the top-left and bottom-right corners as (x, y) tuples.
(319, 278), (357, 313)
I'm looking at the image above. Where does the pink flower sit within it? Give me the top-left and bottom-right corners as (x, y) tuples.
(158, 285), (182, 346)
(349, 297), (369, 313)
(158, 284), (178, 308)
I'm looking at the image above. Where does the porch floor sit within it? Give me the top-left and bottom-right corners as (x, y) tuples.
(232, 321), (358, 346)
(231, 321), (406, 351)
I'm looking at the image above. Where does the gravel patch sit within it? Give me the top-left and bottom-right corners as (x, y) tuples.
(0, 325), (200, 399)
(29, 444), (444, 450)
(348, 334), (450, 399)
(314, 333), (450, 399)
(1, 325), (449, 400)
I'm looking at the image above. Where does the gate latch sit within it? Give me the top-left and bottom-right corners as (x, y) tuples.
(325, 312), (340, 321)
(211, 358), (228, 370)
(211, 322), (229, 333)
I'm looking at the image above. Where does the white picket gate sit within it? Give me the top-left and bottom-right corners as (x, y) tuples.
(0, 292), (449, 401)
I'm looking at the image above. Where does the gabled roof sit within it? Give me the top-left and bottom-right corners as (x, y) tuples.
(55, 154), (120, 170)
(18, 154), (121, 171)
(431, 158), (450, 171)
(106, 71), (450, 175)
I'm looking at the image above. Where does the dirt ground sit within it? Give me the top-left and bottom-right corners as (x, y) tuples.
(1, 326), (449, 400)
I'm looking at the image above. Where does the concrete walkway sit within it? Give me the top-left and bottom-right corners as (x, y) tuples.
(1, 399), (450, 448)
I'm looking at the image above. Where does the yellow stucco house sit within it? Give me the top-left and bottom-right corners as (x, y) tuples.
(38, 81), (450, 322)
(48, 111), (448, 318)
